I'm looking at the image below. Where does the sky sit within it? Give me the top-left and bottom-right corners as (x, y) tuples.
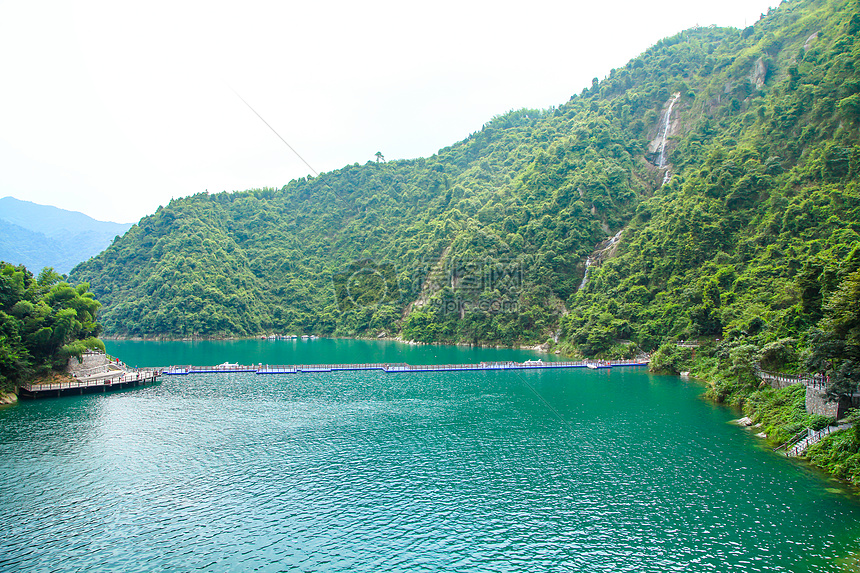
(0, 0), (778, 224)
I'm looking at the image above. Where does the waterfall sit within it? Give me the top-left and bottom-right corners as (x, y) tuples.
(578, 258), (593, 291)
(657, 92), (681, 169)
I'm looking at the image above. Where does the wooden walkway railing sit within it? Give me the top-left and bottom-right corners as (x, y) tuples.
(755, 369), (829, 391)
(20, 369), (161, 398)
(785, 424), (851, 457)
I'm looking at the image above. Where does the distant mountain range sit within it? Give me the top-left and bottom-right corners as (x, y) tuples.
(0, 196), (133, 275)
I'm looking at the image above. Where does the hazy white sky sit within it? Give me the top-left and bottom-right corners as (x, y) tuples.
(0, 0), (777, 223)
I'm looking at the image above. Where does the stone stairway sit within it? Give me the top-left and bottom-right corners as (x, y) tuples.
(786, 424), (853, 457)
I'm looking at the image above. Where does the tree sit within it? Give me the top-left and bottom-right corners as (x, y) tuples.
(0, 263), (105, 390)
(805, 269), (860, 395)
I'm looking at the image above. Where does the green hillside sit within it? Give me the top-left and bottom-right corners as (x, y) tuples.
(564, 0), (860, 351)
(72, 0), (860, 371)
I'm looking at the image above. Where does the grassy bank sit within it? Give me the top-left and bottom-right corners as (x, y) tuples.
(647, 340), (860, 486)
(806, 418), (860, 487)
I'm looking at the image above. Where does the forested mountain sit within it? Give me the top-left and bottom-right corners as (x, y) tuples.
(0, 197), (132, 274)
(72, 0), (860, 376)
(563, 0), (860, 355)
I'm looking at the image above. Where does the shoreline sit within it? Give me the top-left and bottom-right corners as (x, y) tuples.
(103, 332), (563, 355)
(29, 336), (860, 493)
(0, 390), (18, 406)
(359, 334), (559, 354)
(681, 362), (860, 493)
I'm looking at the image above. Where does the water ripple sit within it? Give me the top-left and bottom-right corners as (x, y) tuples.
(2, 368), (860, 571)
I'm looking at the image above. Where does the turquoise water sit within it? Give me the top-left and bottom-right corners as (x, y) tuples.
(105, 337), (562, 369)
(2, 339), (860, 571)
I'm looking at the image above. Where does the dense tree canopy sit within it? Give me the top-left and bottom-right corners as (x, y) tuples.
(0, 264), (104, 391)
(71, 0), (859, 398)
(562, 0), (860, 394)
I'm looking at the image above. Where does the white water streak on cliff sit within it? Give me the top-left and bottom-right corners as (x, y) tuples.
(578, 259), (592, 291)
(578, 229), (623, 291)
(658, 92), (681, 186)
(658, 92), (680, 168)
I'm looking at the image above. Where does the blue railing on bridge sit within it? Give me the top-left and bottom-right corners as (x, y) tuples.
(163, 359), (650, 376)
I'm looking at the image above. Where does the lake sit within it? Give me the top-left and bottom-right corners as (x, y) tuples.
(1, 339), (859, 571)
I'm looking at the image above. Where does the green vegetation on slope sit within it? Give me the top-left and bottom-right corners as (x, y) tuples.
(567, 0), (859, 343)
(72, 85), (667, 340)
(807, 410), (860, 486)
(0, 263), (104, 392)
(72, 0), (860, 382)
(564, 0), (860, 385)
(743, 384), (833, 445)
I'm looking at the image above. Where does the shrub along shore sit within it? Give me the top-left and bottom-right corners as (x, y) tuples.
(648, 338), (860, 488)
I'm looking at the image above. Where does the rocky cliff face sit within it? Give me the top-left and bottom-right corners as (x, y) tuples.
(646, 92), (683, 166)
(750, 57), (768, 89)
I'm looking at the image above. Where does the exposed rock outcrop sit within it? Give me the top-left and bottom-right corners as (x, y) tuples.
(750, 57), (768, 89)
(647, 92), (682, 165)
(578, 229), (624, 291)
